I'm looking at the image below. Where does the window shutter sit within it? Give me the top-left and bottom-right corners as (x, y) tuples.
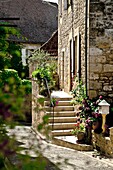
(22, 48), (27, 66)
(78, 34), (81, 80)
(60, 0), (62, 16)
(64, 0), (67, 10)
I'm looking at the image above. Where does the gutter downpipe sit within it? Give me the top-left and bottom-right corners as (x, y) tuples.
(85, 0), (88, 96)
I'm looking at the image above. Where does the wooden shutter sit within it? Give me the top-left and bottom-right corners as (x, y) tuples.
(78, 34), (81, 80)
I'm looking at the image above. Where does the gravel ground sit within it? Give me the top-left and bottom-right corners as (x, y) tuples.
(7, 153), (60, 170)
(7, 126), (113, 170)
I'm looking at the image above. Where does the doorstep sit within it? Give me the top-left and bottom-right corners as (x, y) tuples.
(51, 91), (72, 98)
(52, 135), (93, 151)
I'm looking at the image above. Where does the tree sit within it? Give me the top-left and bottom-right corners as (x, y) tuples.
(0, 22), (29, 78)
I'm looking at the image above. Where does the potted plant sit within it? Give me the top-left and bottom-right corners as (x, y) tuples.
(71, 122), (85, 143)
(91, 112), (102, 133)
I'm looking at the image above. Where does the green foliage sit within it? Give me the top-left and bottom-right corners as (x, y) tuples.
(71, 77), (86, 105)
(0, 69), (31, 94)
(50, 98), (59, 107)
(32, 50), (57, 96)
(32, 66), (52, 83)
(0, 56), (11, 70)
(37, 97), (45, 105)
(0, 69), (21, 91)
(10, 47), (29, 79)
(0, 26), (58, 170)
(0, 22), (29, 79)
(29, 50), (50, 65)
(0, 69), (31, 121)
(0, 22), (21, 59)
(71, 123), (85, 135)
(21, 79), (32, 94)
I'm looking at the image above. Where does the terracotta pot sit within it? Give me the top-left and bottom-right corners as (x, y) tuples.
(92, 121), (103, 134)
(77, 132), (85, 141)
(92, 121), (100, 130)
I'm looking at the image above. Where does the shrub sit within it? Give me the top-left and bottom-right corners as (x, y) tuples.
(0, 69), (21, 91)
(21, 79), (32, 94)
(71, 77), (86, 105)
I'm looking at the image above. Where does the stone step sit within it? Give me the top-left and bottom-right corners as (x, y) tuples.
(50, 97), (72, 101)
(52, 136), (93, 151)
(46, 111), (76, 117)
(45, 106), (74, 112)
(51, 130), (73, 136)
(49, 117), (77, 123)
(44, 100), (73, 107)
(48, 122), (76, 130)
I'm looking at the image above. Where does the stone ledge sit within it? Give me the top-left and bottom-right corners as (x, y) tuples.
(52, 136), (93, 151)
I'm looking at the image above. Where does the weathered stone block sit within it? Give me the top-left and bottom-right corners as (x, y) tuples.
(95, 56), (106, 63)
(105, 29), (113, 37)
(90, 81), (102, 90)
(89, 90), (97, 98)
(97, 42), (111, 49)
(103, 85), (112, 91)
(100, 76), (108, 81)
(103, 64), (113, 72)
(98, 91), (107, 96)
(90, 64), (103, 72)
(108, 94), (113, 97)
(90, 47), (103, 55)
(90, 73), (99, 80)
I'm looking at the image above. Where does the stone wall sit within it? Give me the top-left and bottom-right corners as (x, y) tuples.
(89, 0), (113, 98)
(93, 127), (113, 157)
(58, 0), (86, 92)
(29, 62), (42, 129)
(58, 0), (113, 98)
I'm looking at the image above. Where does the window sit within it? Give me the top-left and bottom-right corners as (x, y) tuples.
(70, 33), (81, 90)
(60, 0), (62, 16)
(21, 48), (34, 66)
(64, 0), (72, 10)
(64, 0), (67, 10)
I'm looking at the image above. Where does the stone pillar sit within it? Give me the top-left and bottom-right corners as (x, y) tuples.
(98, 100), (110, 132)
(109, 127), (113, 142)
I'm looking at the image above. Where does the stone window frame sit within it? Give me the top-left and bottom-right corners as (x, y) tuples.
(64, 0), (72, 10)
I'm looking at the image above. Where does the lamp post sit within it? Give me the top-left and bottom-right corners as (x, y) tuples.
(98, 100), (110, 132)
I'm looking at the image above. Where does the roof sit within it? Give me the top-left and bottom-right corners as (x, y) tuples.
(0, 0), (58, 43)
(40, 30), (58, 56)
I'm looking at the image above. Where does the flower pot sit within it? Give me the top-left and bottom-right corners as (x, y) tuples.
(77, 132), (85, 142)
(92, 121), (100, 130)
(92, 121), (102, 134)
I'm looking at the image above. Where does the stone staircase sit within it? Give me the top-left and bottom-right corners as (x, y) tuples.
(44, 91), (93, 151)
(44, 97), (77, 137)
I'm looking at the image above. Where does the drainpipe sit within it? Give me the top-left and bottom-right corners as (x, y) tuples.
(85, 0), (88, 96)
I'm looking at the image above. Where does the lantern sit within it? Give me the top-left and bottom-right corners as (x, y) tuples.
(98, 100), (110, 132)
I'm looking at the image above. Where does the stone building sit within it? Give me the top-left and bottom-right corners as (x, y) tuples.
(0, 0), (58, 65)
(58, 0), (113, 98)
